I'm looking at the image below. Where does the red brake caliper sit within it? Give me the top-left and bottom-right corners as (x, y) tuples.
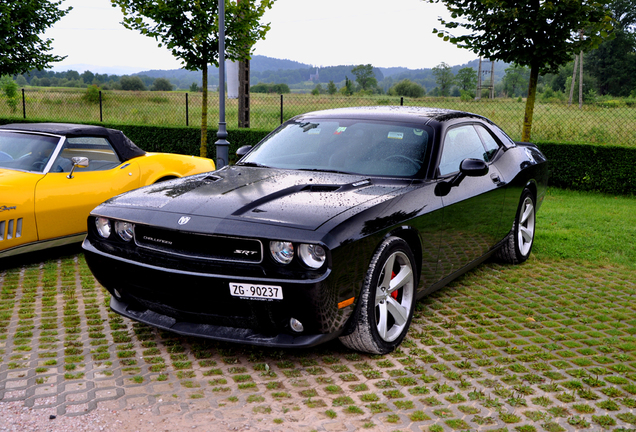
(390, 271), (398, 299)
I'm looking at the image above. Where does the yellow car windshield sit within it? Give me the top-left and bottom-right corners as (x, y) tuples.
(0, 131), (60, 173)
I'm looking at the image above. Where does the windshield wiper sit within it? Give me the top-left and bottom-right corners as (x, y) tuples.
(298, 168), (353, 175)
(237, 162), (269, 168)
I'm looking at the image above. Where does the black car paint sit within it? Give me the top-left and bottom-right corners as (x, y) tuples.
(83, 107), (548, 348)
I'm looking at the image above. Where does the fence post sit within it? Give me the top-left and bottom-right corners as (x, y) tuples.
(22, 89), (26, 119)
(99, 91), (103, 122)
(280, 94), (283, 125)
(186, 93), (189, 126)
(400, 97), (403, 106)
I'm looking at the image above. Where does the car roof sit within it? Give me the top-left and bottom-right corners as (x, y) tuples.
(0, 122), (146, 161)
(293, 106), (489, 126)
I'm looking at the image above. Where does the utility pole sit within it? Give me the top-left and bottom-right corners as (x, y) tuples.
(475, 58), (494, 100)
(238, 0), (250, 128)
(215, 0), (229, 168)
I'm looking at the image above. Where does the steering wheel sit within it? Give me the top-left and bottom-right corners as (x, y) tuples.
(31, 161), (46, 171)
(383, 155), (421, 170)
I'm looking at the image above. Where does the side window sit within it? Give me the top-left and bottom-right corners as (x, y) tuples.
(475, 125), (501, 162)
(438, 125), (486, 176)
(51, 137), (121, 173)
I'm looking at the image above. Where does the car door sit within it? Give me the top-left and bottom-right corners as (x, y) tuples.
(436, 123), (506, 278)
(34, 137), (141, 241)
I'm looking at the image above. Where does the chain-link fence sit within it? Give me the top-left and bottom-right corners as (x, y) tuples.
(1, 87), (634, 146)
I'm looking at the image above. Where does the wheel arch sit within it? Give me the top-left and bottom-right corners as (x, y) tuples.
(386, 226), (422, 284)
(524, 179), (538, 200)
(153, 175), (179, 184)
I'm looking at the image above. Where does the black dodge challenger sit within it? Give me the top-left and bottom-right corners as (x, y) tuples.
(83, 106), (548, 354)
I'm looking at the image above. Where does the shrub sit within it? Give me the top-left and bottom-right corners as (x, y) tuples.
(0, 75), (19, 112)
(389, 79), (425, 98)
(82, 85), (102, 104)
(151, 78), (174, 91)
(120, 75), (146, 91)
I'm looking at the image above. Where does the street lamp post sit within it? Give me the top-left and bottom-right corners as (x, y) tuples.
(215, 0), (229, 168)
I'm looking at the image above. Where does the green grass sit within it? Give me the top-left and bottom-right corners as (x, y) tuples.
(1, 87), (635, 147)
(534, 189), (636, 268)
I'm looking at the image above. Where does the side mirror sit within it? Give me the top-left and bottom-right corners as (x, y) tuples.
(236, 145), (253, 159)
(435, 158), (488, 196)
(459, 158), (489, 177)
(67, 156), (89, 179)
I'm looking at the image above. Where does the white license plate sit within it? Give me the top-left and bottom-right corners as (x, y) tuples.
(229, 282), (283, 300)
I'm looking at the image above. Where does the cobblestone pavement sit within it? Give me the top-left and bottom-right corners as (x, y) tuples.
(1, 249), (636, 431)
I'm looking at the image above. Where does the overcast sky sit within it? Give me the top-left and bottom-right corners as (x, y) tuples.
(44, 0), (477, 74)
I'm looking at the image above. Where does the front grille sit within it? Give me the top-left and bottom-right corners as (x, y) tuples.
(134, 225), (262, 263)
(0, 218), (22, 241)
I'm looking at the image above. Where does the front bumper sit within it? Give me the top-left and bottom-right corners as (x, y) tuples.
(83, 238), (351, 348)
(110, 296), (342, 348)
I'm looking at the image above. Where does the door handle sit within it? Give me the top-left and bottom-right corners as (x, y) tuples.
(490, 173), (505, 186)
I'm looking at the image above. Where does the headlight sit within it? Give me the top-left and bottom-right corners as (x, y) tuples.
(115, 221), (134, 242)
(270, 241), (294, 264)
(299, 244), (326, 269)
(95, 217), (111, 238)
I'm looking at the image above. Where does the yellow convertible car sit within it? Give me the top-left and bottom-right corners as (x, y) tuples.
(0, 123), (215, 258)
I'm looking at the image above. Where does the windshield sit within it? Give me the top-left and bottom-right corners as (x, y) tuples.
(0, 131), (61, 173)
(240, 119), (432, 177)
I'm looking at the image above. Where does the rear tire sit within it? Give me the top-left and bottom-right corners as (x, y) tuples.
(496, 189), (536, 264)
(340, 237), (417, 354)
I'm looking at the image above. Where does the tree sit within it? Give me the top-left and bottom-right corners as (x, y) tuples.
(81, 70), (95, 85)
(0, 75), (19, 112)
(0, 0), (71, 76)
(432, 62), (454, 96)
(428, 0), (614, 141)
(341, 76), (354, 96)
(151, 78), (174, 91)
(389, 79), (425, 98)
(586, 0), (636, 96)
(327, 80), (337, 95)
(16, 75), (28, 87)
(502, 65), (530, 97)
(311, 84), (323, 95)
(351, 64), (377, 92)
(120, 75), (146, 91)
(455, 67), (477, 92)
(112, 0), (275, 157)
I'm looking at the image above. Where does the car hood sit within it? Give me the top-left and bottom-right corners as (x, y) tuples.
(100, 166), (411, 231)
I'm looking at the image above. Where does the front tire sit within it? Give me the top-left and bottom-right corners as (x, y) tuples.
(340, 237), (417, 354)
(496, 189), (536, 264)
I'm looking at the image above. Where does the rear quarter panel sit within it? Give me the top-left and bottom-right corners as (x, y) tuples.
(137, 153), (216, 185)
(496, 144), (549, 232)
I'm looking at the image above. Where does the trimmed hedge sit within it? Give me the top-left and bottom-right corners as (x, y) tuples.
(111, 124), (271, 164)
(1, 118), (634, 195)
(0, 118), (272, 165)
(536, 142), (635, 196)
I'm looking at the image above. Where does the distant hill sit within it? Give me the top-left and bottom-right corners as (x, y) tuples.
(134, 55), (312, 88)
(131, 55), (509, 91)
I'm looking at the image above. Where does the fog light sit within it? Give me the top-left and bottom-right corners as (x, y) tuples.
(113, 288), (122, 299)
(289, 318), (304, 333)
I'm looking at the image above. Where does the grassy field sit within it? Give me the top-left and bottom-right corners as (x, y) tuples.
(534, 188), (636, 269)
(1, 87), (635, 147)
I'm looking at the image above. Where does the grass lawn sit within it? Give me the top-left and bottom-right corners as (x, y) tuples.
(534, 188), (636, 269)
